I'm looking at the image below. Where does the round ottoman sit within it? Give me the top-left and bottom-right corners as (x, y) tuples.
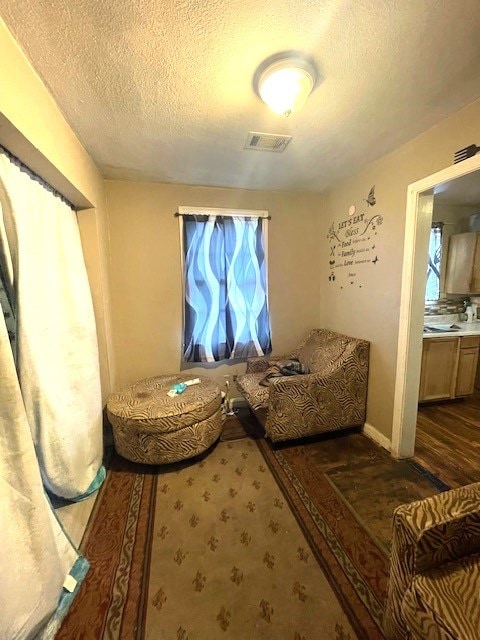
(106, 375), (223, 464)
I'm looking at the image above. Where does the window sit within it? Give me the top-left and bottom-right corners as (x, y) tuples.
(179, 207), (271, 362)
(425, 224), (442, 301)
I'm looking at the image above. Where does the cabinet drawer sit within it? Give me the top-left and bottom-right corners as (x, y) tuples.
(460, 336), (480, 349)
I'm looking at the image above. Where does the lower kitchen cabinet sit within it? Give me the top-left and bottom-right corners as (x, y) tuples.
(456, 345), (480, 397)
(419, 335), (480, 402)
(419, 337), (459, 402)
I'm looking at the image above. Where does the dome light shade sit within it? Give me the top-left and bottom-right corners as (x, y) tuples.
(257, 57), (316, 117)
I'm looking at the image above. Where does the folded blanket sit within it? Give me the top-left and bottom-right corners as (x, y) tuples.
(259, 360), (309, 386)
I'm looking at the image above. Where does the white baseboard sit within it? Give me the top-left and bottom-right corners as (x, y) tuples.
(362, 421), (392, 452)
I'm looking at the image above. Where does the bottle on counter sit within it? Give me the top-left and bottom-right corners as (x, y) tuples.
(465, 299), (475, 323)
(471, 296), (480, 322)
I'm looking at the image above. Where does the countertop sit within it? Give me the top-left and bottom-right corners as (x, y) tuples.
(423, 322), (480, 338)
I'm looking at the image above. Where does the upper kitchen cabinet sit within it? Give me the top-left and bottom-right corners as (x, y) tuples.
(445, 232), (480, 294)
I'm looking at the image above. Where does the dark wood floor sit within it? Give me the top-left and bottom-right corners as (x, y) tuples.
(414, 390), (480, 488)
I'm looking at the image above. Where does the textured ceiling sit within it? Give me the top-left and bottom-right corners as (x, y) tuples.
(2, 0), (480, 192)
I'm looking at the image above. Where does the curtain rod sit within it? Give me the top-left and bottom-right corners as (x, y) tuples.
(174, 212), (271, 220)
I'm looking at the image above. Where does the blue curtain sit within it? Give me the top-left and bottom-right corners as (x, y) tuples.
(183, 214), (272, 362)
(425, 225), (442, 301)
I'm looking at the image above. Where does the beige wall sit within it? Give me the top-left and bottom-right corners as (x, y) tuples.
(0, 18), (114, 400)
(106, 180), (323, 391)
(320, 97), (480, 441)
(4, 8), (480, 433)
(432, 202), (479, 232)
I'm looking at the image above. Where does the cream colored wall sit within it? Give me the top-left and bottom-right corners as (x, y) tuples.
(320, 96), (480, 441)
(0, 17), (114, 400)
(432, 202), (479, 231)
(5, 6), (480, 431)
(106, 180), (322, 391)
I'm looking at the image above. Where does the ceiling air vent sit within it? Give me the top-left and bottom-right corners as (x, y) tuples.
(244, 131), (292, 153)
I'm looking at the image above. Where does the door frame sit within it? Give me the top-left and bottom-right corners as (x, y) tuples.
(391, 153), (480, 458)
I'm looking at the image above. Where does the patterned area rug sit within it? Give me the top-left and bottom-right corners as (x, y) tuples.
(57, 430), (447, 639)
(145, 438), (355, 639)
(56, 454), (156, 640)
(256, 432), (448, 639)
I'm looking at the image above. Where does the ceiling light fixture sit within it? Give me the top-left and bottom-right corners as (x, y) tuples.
(255, 54), (317, 117)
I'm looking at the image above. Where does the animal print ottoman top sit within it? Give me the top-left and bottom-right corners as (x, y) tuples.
(107, 375), (221, 433)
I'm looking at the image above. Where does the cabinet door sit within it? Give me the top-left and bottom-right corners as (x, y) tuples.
(419, 338), (459, 402)
(471, 235), (480, 293)
(456, 347), (480, 397)
(445, 232), (477, 294)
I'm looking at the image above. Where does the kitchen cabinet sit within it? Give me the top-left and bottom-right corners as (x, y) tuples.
(456, 336), (480, 396)
(445, 232), (480, 294)
(419, 335), (480, 402)
(419, 337), (459, 402)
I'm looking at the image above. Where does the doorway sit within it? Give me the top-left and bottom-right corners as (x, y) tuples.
(392, 153), (480, 459)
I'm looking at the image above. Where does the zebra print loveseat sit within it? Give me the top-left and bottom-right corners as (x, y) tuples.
(384, 483), (480, 639)
(236, 329), (369, 442)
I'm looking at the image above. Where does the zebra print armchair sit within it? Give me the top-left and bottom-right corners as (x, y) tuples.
(384, 482), (480, 640)
(236, 329), (370, 442)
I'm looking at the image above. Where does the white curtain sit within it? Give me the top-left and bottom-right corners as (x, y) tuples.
(0, 305), (82, 639)
(0, 149), (103, 499)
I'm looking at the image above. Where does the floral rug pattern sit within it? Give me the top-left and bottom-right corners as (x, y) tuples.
(145, 438), (355, 639)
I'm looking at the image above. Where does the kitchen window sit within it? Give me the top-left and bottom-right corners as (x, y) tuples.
(425, 223), (442, 301)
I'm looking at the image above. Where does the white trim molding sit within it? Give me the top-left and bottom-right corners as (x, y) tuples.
(362, 422), (392, 452)
(392, 152), (480, 459)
